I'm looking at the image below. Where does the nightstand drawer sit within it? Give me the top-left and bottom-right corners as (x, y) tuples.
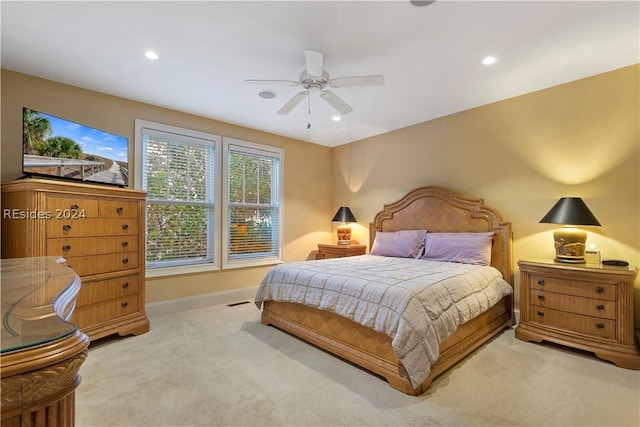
(530, 274), (616, 301)
(530, 290), (616, 319)
(529, 307), (616, 339)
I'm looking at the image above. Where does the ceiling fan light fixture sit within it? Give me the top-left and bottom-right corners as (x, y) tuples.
(410, 0), (436, 7)
(247, 49), (383, 116)
(258, 90), (276, 99)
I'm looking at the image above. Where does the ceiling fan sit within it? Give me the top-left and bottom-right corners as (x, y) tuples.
(245, 50), (384, 116)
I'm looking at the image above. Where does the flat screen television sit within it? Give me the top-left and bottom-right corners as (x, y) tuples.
(22, 108), (129, 187)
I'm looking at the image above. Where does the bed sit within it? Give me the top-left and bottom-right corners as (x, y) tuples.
(255, 186), (513, 395)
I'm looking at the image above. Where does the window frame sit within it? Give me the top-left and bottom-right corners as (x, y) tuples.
(134, 119), (222, 277)
(134, 121), (284, 277)
(222, 137), (284, 269)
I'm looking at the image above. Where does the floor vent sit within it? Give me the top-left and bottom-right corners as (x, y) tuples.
(227, 300), (251, 307)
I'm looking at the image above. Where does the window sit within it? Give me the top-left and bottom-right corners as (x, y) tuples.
(135, 120), (220, 274)
(135, 121), (283, 276)
(222, 138), (283, 269)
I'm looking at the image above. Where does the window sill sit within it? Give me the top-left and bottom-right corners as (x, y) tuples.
(146, 262), (220, 278)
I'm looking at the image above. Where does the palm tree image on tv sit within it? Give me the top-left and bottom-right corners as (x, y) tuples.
(22, 108), (129, 186)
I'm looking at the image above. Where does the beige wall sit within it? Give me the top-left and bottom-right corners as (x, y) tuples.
(1, 70), (333, 303)
(2, 66), (639, 325)
(332, 64), (640, 325)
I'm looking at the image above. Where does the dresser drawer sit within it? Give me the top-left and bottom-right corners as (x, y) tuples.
(99, 200), (139, 218)
(530, 290), (616, 319)
(530, 274), (616, 301)
(46, 196), (99, 218)
(72, 294), (140, 328)
(46, 218), (138, 238)
(529, 306), (616, 339)
(48, 236), (138, 257)
(64, 252), (139, 276)
(76, 274), (139, 305)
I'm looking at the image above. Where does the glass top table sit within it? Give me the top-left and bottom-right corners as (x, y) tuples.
(1, 256), (81, 354)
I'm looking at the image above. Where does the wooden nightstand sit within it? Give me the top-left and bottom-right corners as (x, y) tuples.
(516, 260), (640, 369)
(316, 243), (366, 260)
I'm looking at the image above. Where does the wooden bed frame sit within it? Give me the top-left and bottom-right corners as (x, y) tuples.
(261, 186), (514, 395)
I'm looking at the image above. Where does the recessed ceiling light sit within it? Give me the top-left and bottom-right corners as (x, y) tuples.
(482, 56), (496, 65)
(258, 90), (276, 99)
(332, 115), (341, 122)
(145, 50), (159, 60)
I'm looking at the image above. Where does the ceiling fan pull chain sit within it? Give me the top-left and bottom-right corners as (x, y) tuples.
(307, 90), (312, 129)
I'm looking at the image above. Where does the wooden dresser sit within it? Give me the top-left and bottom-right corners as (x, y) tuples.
(1, 178), (149, 340)
(516, 259), (640, 369)
(316, 243), (366, 259)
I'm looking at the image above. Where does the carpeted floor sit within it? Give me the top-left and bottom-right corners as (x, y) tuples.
(76, 301), (640, 427)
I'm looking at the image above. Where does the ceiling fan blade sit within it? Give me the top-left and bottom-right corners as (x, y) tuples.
(304, 50), (324, 77)
(320, 90), (353, 115)
(277, 91), (307, 115)
(329, 75), (385, 88)
(244, 79), (300, 86)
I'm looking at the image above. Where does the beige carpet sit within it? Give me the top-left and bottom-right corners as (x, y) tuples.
(76, 301), (640, 427)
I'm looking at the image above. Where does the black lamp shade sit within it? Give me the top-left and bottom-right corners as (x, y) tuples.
(332, 207), (357, 223)
(539, 197), (601, 226)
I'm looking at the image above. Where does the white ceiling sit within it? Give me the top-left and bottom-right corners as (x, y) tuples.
(2, 1), (638, 147)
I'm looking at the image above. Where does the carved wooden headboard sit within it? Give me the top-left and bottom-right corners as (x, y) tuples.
(370, 186), (513, 285)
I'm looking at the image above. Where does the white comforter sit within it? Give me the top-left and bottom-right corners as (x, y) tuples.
(254, 255), (512, 388)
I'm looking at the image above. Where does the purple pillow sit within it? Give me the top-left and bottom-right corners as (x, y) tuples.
(370, 230), (427, 258)
(420, 232), (494, 265)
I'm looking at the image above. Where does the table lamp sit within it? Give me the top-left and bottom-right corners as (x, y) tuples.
(539, 197), (601, 263)
(332, 207), (357, 245)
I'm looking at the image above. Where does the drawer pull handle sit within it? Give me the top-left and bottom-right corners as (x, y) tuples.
(62, 224), (72, 232)
(537, 311), (544, 318)
(596, 322), (605, 329)
(537, 279), (545, 286)
(62, 244), (71, 251)
(537, 295), (545, 301)
(596, 304), (605, 311)
(70, 204), (79, 210)
(122, 258), (129, 264)
(122, 224), (129, 231)
(122, 241), (129, 248)
(595, 287), (605, 294)
(116, 207), (124, 214)
(121, 302), (128, 309)
(122, 282), (129, 289)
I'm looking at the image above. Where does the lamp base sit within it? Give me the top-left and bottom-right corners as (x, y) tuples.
(336, 224), (352, 245)
(553, 227), (587, 264)
(554, 257), (586, 264)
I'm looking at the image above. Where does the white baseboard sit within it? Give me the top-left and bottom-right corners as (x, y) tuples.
(145, 286), (258, 318)
(514, 307), (520, 325)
